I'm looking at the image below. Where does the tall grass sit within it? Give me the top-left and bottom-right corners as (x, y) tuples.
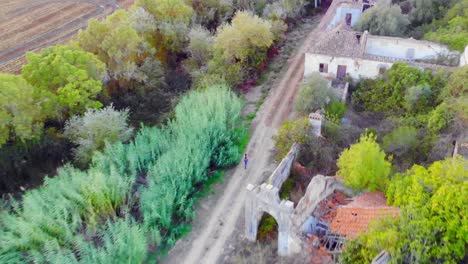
(0, 85), (244, 263)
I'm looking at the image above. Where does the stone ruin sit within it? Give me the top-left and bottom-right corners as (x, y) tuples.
(244, 144), (352, 256)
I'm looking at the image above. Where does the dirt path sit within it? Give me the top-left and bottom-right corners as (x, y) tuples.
(164, 19), (322, 264)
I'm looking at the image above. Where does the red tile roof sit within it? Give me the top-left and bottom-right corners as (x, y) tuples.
(329, 192), (399, 238)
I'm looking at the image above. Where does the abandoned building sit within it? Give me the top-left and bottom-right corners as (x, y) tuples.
(326, 0), (375, 29)
(306, 0), (464, 81)
(244, 143), (399, 262)
(304, 28), (459, 80)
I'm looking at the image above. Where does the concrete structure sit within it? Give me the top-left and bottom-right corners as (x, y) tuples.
(460, 46), (468, 66)
(305, 29), (458, 80)
(327, 0), (375, 29)
(305, 0), (460, 81)
(309, 112), (323, 137)
(244, 144), (301, 256)
(244, 143), (352, 256)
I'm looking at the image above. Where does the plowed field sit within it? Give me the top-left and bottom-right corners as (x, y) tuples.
(0, 0), (134, 73)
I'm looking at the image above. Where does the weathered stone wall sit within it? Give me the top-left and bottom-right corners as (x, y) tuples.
(268, 143), (300, 189)
(293, 175), (353, 231)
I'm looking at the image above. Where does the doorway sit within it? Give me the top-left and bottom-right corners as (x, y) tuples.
(345, 13), (352, 26)
(337, 65), (347, 80)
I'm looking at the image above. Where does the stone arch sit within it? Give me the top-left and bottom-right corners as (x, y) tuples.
(245, 183), (297, 256)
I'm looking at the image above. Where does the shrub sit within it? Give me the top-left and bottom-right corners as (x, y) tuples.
(64, 105), (134, 164)
(294, 73), (335, 114)
(325, 101), (347, 124)
(337, 134), (392, 191)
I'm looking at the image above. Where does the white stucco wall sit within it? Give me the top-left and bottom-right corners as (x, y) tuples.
(365, 36), (452, 60)
(460, 46), (468, 66)
(304, 53), (393, 80)
(328, 6), (362, 29)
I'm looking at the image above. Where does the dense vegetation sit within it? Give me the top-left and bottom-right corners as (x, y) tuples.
(0, 0), (312, 193)
(355, 0), (468, 50)
(0, 86), (245, 262)
(0, 0), (316, 262)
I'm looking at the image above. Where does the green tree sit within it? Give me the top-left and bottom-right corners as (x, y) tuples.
(0, 74), (44, 146)
(184, 25), (215, 76)
(352, 63), (433, 114)
(355, 0), (410, 37)
(273, 117), (312, 161)
(135, 0), (193, 59)
(382, 126), (418, 156)
(22, 45), (105, 120)
(404, 84), (432, 113)
(295, 73), (336, 114)
(337, 133), (392, 191)
(64, 105), (134, 164)
(78, 10), (145, 80)
(343, 157), (468, 263)
(214, 11), (273, 68)
(440, 66), (468, 123)
(423, 0), (468, 51)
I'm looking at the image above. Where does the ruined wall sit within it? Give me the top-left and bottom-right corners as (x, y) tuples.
(328, 5), (362, 29)
(268, 144), (300, 189)
(366, 36), (455, 60)
(293, 175), (352, 230)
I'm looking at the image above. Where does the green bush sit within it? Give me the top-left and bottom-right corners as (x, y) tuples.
(64, 105), (134, 164)
(325, 101), (347, 124)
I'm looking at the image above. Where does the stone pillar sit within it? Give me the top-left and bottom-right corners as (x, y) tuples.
(308, 112), (322, 137)
(245, 184), (258, 241)
(277, 201), (295, 256)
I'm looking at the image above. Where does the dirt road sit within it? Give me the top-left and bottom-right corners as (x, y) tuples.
(164, 19), (321, 264)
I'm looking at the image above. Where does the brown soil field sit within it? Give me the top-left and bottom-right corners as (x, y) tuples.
(0, 0), (134, 74)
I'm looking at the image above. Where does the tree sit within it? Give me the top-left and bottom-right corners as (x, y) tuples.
(22, 45), (105, 120)
(189, 0), (233, 30)
(135, 0), (193, 58)
(440, 66), (468, 123)
(404, 84), (432, 113)
(409, 0), (436, 25)
(64, 105), (134, 164)
(214, 11), (273, 68)
(273, 117), (312, 161)
(352, 63), (434, 114)
(354, 0), (410, 37)
(77, 10), (145, 80)
(337, 134), (392, 191)
(295, 73), (336, 114)
(0, 74), (44, 146)
(184, 26), (215, 75)
(382, 126), (418, 156)
(423, 0), (468, 51)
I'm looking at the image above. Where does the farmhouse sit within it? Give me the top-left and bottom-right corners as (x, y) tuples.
(306, 0), (464, 80)
(304, 28), (460, 80)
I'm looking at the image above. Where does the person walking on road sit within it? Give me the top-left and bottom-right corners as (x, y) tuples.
(244, 153), (248, 169)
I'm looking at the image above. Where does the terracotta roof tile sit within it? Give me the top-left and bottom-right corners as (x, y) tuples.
(329, 192), (399, 238)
